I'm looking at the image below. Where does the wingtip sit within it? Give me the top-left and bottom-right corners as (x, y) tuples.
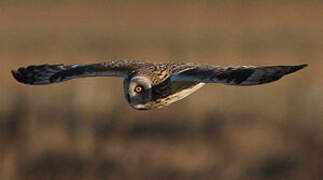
(11, 69), (24, 83)
(286, 64), (308, 75)
(11, 67), (33, 85)
(298, 64), (308, 69)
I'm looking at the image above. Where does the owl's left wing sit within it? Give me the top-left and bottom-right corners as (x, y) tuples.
(170, 64), (307, 85)
(12, 60), (151, 85)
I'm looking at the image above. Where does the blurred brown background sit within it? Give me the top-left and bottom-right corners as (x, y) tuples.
(0, 0), (322, 179)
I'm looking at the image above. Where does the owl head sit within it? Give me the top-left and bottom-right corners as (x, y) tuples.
(124, 75), (153, 110)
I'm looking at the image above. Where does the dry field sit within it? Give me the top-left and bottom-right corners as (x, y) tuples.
(0, 0), (322, 179)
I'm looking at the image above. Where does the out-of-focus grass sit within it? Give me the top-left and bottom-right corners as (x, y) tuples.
(0, 0), (322, 180)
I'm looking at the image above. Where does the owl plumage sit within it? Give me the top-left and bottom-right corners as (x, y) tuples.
(12, 60), (307, 110)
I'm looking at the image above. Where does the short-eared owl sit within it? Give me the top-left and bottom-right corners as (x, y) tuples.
(12, 60), (307, 110)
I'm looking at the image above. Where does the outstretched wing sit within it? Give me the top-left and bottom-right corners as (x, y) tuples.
(12, 60), (151, 85)
(171, 64), (307, 85)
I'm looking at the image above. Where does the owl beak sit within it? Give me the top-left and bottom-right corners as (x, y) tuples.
(131, 103), (150, 110)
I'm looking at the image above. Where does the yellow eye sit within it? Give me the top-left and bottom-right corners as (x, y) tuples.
(134, 85), (143, 93)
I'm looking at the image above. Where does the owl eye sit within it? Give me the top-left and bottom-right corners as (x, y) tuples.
(134, 85), (144, 93)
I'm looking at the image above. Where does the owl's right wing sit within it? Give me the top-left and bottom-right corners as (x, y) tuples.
(170, 64), (307, 86)
(12, 60), (151, 85)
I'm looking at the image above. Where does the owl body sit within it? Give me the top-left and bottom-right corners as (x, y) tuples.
(123, 62), (204, 109)
(12, 60), (307, 110)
